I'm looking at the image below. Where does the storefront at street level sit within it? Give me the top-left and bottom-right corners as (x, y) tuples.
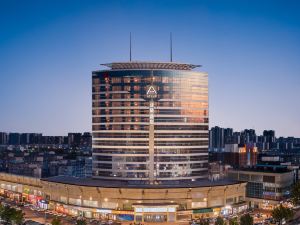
(133, 204), (178, 222)
(0, 173), (247, 223)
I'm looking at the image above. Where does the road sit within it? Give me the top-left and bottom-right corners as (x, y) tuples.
(22, 207), (75, 225)
(0, 198), (75, 225)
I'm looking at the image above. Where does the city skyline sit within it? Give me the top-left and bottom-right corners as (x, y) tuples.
(1, 0), (300, 137)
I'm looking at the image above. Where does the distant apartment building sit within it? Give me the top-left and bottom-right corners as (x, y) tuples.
(0, 132), (8, 145)
(3, 151), (92, 179)
(20, 133), (42, 145)
(208, 127), (298, 152)
(263, 130), (275, 143)
(41, 136), (65, 145)
(209, 126), (225, 149)
(210, 144), (257, 168)
(81, 132), (92, 148)
(8, 133), (21, 145)
(7, 161), (42, 178)
(224, 144), (257, 168)
(58, 157), (92, 178)
(228, 166), (294, 210)
(68, 133), (82, 148)
(259, 148), (300, 171)
(209, 128), (258, 150)
(0, 132), (92, 149)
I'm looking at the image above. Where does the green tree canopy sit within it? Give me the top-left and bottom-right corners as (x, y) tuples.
(271, 204), (294, 225)
(0, 204), (4, 216)
(229, 217), (239, 225)
(76, 219), (87, 225)
(10, 208), (24, 225)
(291, 181), (300, 206)
(240, 213), (253, 225)
(0, 204), (24, 225)
(215, 216), (225, 225)
(51, 217), (62, 225)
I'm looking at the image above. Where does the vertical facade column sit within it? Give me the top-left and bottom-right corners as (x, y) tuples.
(149, 99), (155, 183)
(224, 186), (228, 206)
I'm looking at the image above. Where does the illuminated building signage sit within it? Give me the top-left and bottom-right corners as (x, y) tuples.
(146, 85), (157, 99)
(135, 207), (176, 213)
(96, 209), (112, 213)
(112, 210), (135, 215)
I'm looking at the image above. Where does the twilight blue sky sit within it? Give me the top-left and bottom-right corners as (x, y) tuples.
(0, 0), (299, 137)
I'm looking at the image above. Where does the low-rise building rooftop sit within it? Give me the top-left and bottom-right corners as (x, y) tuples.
(101, 61), (201, 71)
(42, 176), (243, 188)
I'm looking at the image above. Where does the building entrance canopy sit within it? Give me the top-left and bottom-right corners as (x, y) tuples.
(133, 204), (178, 213)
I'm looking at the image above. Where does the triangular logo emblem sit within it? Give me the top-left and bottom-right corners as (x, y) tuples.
(146, 85), (157, 99)
(147, 86), (157, 95)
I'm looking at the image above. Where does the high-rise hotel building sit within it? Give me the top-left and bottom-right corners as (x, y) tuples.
(92, 62), (209, 182)
(0, 62), (248, 223)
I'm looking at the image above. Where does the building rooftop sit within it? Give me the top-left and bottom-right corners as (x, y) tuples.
(231, 165), (292, 174)
(101, 61), (201, 71)
(41, 176), (243, 189)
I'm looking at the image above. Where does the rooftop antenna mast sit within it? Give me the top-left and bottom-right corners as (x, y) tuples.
(130, 32), (132, 62)
(170, 32), (173, 62)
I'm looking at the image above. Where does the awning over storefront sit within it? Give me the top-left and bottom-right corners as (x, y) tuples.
(193, 208), (213, 214)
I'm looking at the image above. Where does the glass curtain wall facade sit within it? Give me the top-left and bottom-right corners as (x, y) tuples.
(92, 62), (209, 182)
